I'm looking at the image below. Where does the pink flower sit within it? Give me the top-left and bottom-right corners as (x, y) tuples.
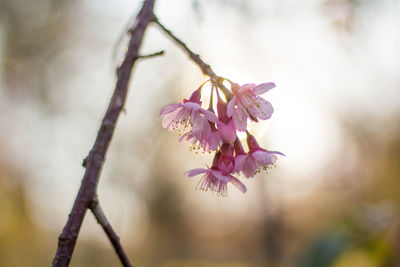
(185, 168), (246, 196)
(218, 144), (235, 175)
(234, 133), (284, 178)
(217, 120), (236, 143)
(179, 122), (221, 152)
(185, 152), (247, 195)
(160, 88), (218, 140)
(160, 79), (283, 195)
(233, 138), (246, 171)
(216, 92), (236, 143)
(227, 82), (275, 131)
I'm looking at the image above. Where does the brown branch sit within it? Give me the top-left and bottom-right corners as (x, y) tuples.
(90, 197), (133, 267)
(52, 0), (156, 266)
(137, 50), (165, 59)
(154, 19), (234, 100)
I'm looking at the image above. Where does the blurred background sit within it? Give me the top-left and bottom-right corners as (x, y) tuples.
(0, 0), (399, 266)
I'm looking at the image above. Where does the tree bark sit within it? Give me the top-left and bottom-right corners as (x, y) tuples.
(52, 1), (156, 266)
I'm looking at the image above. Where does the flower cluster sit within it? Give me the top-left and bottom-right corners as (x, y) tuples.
(160, 78), (283, 196)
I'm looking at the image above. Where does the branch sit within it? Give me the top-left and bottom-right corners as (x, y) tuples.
(154, 19), (234, 100)
(52, 0), (156, 266)
(90, 197), (133, 267)
(137, 50), (165, 59)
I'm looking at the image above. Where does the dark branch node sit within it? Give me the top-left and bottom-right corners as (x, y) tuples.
(82, 157), (88, 167)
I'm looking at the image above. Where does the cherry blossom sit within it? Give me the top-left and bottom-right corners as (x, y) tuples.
(227, 82), (275, 131)
(160, 88), (218, 139)
(185, 152), (246, 196)
(178, 121), (221, 152)
(216, 91), (236, 143)
(235, 133), (284, 178)
(160, 79), (283, 195)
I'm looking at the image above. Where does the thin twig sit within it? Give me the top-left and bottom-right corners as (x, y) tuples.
(137, 50), (165, 59)
(90, 197), (133, 267)
(52, 1), (156, 266)
(154, 18), (234, 100)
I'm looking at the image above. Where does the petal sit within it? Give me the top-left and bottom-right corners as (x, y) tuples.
(199, 117), (211, 139)
(254, 97), (274, 120)
(160, 103), (182, 115)
(162, 109), (180, 129)
(189, 108), (198, 126)
(238, 84), (256, 94)
(229, 176), (247, 193)
(241, 156), (257, 178)
(162, 106), (190, 130)
(217, 120), (237, 143)
(178, 132), (196, 144)
(190, 112), (211, 139)
(211, 170), (232, 183)
(183, 101), (202, 111)
(202, 109), (219, 123)
(185, 168), (208, 177)
(208, 132), (221, 151)
(234, 155), (247, 172)
(270, 154), (278, 163)
(232, 107), (248, 131)
(241, 95), (273, 120)
(268, 150), (286, 157)
(251, 82), (275, 95)
(252, 150), (272, 165)
(226, 96), (236, 117)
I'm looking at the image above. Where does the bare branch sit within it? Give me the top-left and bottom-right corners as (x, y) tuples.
(154, 18), (233, 100)
(52, 2), (239, 266)
(90, 197), (133, 267)
(137, 50), (165, 59)
(52, 0), (156, 266)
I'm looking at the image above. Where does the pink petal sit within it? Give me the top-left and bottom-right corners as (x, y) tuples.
(207, 132), (221, 151)
(178, 132), (195, 144)
(270, 154), (278, 163)
(226, 96), (236, 117)
(202, 109), (219, 123)
(238, 84), (256, 94)
(183, 101), (201, 111)
(189, 109), (198, 126)
(162, 106), (190, 130)
(160, 103), (182, 115)
(211, 170), (232, 183)
(230, 176), (247, 193)
(252, 150), (272, 165)
(161, 110), (180, 129)
(251, 82), (275, 95)
(190, 112), (211, 140)
(199, 117), (211, 139)
(255, 97), (274, 120)
(217, 120), (236, 143)
(234, 154), (247, 172)
(269, 150), (286, 157)
(241, 95), (273, 120)
(185, 168), (208, 178)
(232, 106), (248, 131)
(241, 156), (257, 178)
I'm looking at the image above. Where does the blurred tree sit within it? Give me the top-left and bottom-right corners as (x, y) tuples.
(0, 0), (72, 107)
